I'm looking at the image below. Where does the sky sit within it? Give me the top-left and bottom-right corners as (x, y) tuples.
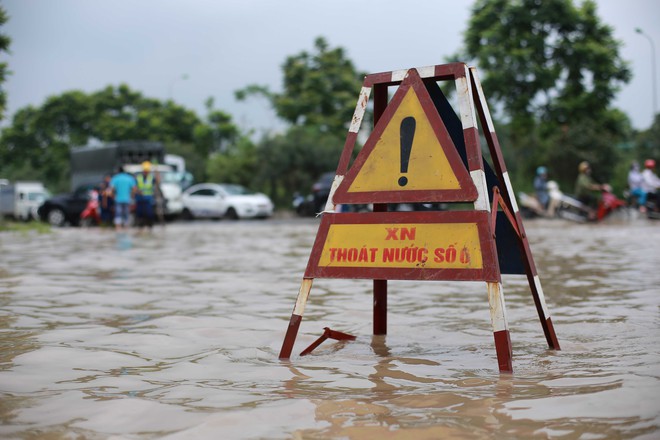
(3, 0), (660, 136)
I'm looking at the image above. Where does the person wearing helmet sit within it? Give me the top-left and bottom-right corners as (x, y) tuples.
(533, 166), (550, 211)
(574, 161), (607, 218)
(134, 161), (157, 230)
(641, 159), (660, 211)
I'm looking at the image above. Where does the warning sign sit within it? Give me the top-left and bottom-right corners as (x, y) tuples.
(333, 68), (477, 204)
(305, 211), (498, 282)
(279, 64), (561, 373)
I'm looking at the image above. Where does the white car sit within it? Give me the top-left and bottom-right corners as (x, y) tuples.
(181, 183), (274, 220)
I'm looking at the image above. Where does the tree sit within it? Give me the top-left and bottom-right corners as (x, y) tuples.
(0, 85), (241, 192)
(89, 85), (201, 144)
(540, 110), (631, 188)
(461, 0), (630, 127)
(232, 37), (366, 206)
(0, 6), (10, 121)
(206, 136), (258, 187)
(249, 126), (344, 206)
(635, 114), (660, 162)
(456, 0), (632, 191)
(192, 97), (240, 157)
(235, 36), (367, 139)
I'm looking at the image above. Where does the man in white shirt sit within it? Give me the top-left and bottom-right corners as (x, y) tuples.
(628, 161), (647, 211)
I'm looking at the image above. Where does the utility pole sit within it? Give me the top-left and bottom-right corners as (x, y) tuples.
(636, 28), (658, 119)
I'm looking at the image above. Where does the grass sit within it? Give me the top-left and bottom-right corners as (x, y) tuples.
(0, 219), (51, 234)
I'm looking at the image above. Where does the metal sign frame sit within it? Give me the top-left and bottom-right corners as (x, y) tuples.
(278, 63), (560, 373)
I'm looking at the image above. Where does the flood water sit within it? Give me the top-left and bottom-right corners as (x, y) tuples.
(1, 215), (659, 439)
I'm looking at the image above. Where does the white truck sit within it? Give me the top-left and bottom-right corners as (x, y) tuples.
(69, 141), (185, 219)
(0, 181), (50, 221)
(164, 154), (194, 190)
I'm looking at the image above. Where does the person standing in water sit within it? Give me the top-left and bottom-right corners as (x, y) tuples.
(110, 166), (136, 232)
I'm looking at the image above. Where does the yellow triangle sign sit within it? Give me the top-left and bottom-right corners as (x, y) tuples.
(333, 68), (477, 204)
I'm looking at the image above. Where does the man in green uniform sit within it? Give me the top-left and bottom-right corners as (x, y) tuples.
(575, 161), (606, 219)
(135, 161), (157, 230)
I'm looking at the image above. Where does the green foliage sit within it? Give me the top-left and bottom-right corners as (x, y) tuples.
(463, 0), (630, 127)
(233, 37), (368, 205)
(0, 6), (10, 121)
(250, 126), (344, 206)
(0, 220), (51, 234)
(0, 103), (73, 192)
(236, 36), (367, 139)
(204, 124), (345, 208)
(457, 0), (632, 194)
(635, 114), (660, 161)
(0, 85), (240, 192)
(193, 97), (240, 157)
(540, 115), (623, 188)
(206, 136), (258, 187)
(88, 85), (201, 143)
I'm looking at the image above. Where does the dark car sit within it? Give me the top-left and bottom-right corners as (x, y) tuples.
(311, 172), (335, 213)
(293, 170), (450, 216)
(37, 184), (97, 226)
(294, 172), (335, 216)
(294, 172), (378, 216)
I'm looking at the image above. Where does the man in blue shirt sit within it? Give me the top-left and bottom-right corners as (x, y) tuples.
(110, 166), (137, 231)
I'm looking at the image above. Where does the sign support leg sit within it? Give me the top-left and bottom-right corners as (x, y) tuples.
(372, 202), (388, 335)
(526, 266), (561, 350)
(487, 281), (513, 373)
(468, 67), (560, 351)
(279, 278), (313, 359)
(373, 279), (387, 335)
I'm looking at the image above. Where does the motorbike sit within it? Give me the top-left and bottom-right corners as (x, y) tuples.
(518, 191), (548, 218)
(79, 189), (101, 227)
(519, 180), (626, 223)
(595, 187), (627, 221)
(645, 189), (660, 220)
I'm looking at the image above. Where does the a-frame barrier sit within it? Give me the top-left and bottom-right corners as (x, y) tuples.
(279, 63), (560, 373)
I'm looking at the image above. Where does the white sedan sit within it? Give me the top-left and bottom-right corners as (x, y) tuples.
(181, 183), (274, 220)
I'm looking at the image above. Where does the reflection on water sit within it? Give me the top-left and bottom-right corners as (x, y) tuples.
(0, 218), (659, 439)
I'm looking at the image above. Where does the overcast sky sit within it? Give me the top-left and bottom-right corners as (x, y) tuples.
(3, 0), (660, 136)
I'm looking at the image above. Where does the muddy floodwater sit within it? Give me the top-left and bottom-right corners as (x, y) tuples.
(1, 215), (659, 439)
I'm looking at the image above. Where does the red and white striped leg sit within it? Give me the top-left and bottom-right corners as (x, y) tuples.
(279, 278), (313, 359)
(487, 282), (513, 373)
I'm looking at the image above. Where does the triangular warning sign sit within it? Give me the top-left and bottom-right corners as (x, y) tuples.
(333, 68), (477, 204)
(279, 64), (561, 374)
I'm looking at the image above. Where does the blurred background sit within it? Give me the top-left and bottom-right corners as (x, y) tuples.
(1, 0), (659, 208)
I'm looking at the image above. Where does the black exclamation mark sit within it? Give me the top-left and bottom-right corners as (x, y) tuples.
(398, 116), (416, 187)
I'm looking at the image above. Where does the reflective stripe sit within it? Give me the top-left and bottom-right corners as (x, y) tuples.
(137, 174), (154, 196)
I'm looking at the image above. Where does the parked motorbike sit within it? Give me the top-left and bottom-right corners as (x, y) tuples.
(79, 189), (101, 227)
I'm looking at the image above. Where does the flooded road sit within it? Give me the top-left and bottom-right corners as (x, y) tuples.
(1, 216), (659, 439)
